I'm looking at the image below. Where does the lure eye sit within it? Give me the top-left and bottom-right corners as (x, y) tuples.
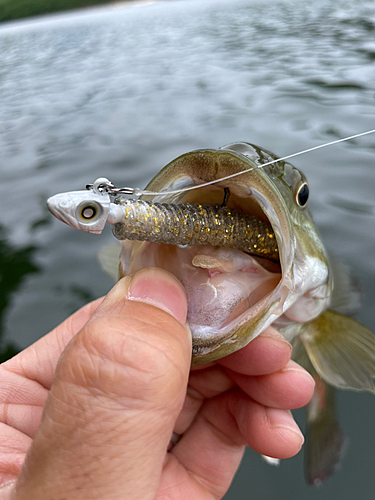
(81, 205), (97, 220)
(76, 201), (103, 224)
(296, 182), (309, 207)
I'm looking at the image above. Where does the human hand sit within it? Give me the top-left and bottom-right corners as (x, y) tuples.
(0, 268), (314, 500)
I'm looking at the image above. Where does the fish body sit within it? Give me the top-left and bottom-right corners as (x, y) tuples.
(47, 142), (375, 483)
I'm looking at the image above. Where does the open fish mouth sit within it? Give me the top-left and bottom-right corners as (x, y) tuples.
(120, 149), (295, 361)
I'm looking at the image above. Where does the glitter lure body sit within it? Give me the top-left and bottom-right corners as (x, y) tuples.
(110, 200), (278, 261)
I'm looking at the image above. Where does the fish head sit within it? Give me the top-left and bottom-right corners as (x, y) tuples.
(119, 143), (332, 364)
(47, 190), (111, 234)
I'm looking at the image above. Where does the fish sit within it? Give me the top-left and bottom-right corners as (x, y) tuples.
(47, 142), (375, 484)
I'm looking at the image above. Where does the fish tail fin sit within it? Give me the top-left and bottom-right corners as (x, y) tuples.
(305, 377), (348, 486)
(299, 310), (375, 394)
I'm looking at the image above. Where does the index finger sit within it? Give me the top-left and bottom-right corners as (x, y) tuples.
(217, 327), (293, 375)
(2, 297), (104, 390)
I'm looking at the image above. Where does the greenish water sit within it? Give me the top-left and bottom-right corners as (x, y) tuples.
(0, 0), (131, 24)
(0, 0), (375, 498)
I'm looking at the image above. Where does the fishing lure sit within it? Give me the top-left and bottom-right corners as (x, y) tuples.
(92, 196), (278, 261)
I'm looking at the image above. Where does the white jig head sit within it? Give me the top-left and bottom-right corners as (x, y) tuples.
(47, 186), (111, 234)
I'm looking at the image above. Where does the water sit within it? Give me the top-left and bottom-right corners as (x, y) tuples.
(0, 0), (375, 497)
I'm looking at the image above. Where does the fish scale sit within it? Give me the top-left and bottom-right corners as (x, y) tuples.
(111, 199), (279, 261)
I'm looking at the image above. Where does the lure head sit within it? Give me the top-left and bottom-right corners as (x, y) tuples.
(47, 190), (111, 234)
(118, 144), (332, 364)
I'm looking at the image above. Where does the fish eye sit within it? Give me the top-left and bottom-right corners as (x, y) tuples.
(296, 182), (309, 207)
(81, 205), (97, 220)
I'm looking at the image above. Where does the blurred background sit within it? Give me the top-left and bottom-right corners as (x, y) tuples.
(0, 0), (375, 497)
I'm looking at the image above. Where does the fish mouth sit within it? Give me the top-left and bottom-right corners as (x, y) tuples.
(123, 149), (294, 363)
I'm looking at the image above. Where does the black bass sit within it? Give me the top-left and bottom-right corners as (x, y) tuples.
(47, 142), (375, 484)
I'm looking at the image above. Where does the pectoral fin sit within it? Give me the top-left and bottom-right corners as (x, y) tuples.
(97, 242), (122, 282)
(299, 310), (375, 394)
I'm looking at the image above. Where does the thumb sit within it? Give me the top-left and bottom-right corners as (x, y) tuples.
(14, 268), (191, 500)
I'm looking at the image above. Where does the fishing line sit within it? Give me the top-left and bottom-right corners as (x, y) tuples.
(134, 128), (375, 197)
(87, 129), (375, 198)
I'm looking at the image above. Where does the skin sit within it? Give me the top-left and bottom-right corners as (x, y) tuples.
(0, 268), (314, 500)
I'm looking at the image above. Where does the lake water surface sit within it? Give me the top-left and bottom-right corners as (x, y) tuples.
(0, 0), (375, 498)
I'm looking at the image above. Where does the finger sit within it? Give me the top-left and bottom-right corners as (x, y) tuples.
(188, 366), (234, 398)
(171, 390), (304, 498)
(0, 367), (46, 438)
(0, 299), (104, 442)
(228, 391), (304, 458)
(13, 268), (191, 500)
(173, 387), (203, 435)
(3, 297), (104, 390)
(0, 424), (31, 488)
(228, 360), (315, 409)
(174, 329), (293, 437)
(218, 327), (292, 375)
(174, 366), (234, 434)
(171, 394), (245, 499)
